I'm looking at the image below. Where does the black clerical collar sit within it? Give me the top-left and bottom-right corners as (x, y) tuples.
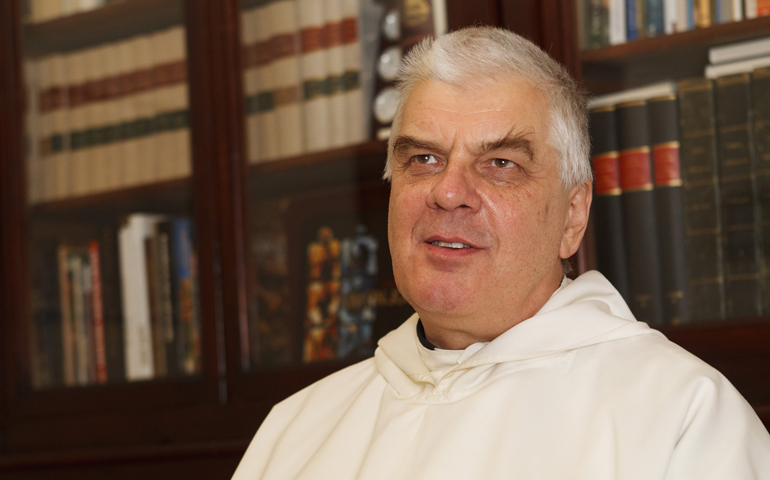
(416, 319), (436, 350)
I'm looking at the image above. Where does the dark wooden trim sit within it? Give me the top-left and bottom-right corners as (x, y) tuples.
(0, 0), (32, 446)
(0, 439), (248, 472)
(185, 0), (245, 405)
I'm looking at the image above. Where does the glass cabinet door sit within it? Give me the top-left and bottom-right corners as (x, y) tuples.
(21, 0), (202, 389)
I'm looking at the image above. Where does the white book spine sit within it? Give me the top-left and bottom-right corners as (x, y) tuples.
(243, 9), (262, 164)
(69, 254), (89, 385)
(132, 35), (158, 185)
(733, 0), (744, 20)
(169, 27), (191, 179)
(256, 4), (280, 161)
(103, 42), (125, 191)
(609, 0), (627, 44)
(298, 0), (331, 153)
(341, 0), (366, 144)
(664, 0), (678, 33)
(270, 0), (304, 158)
(119, 214), (163, 381)
(325, 0), (348, 148)
(746, 0), (758, 19)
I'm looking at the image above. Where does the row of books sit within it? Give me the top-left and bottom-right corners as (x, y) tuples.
(583, 0), (768, 49)
(30, 214), (201, 389)
(24, 26), (191, 204)
(590, 51), (770, 325)
(24, 0), (112, 24)
(240, 0), (383, 162)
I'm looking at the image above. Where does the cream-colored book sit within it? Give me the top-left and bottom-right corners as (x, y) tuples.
(50, 54), (71, 199)
(66, 49), (91, 197)
(298, 0), (331, 153)
(324, 0), (348, 148)
(24, 59), (42, 204)
(84, 44), (109, 194)
(151, 26), (191, 179)
(102, 41), (125, 191)
(242, 8), (261, 164)
(34, 57), (51, 202)
(255, 3), (279, 161)
(118, 38), (142, 187)
(131, 35), (158, 185)
(269, 0), (304, 158)
(341, 0), (367, 145)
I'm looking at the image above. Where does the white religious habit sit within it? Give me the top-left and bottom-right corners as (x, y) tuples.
(232, 271), (770, 479)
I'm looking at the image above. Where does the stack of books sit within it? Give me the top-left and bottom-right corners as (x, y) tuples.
(583, 0), (765, 49)
(24, 25), (191, 204)
(30, 214), (201, 389)
(240, 0), (383, 162)
(591, 39), (770, 325)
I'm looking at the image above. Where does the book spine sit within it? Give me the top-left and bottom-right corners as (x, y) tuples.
(118, 38), (141, 187)
(715, 73), (764, 318)
(50, 54), (71, 200)
(324, 0), (348, 148)
(27, 58), (44, 204)
(649, 94), (690, 325)
(57, 245), (76, 386)
(100, 226), (125, 382)
(44, 246), (64, 387)
(299, 0), (332, 153)
(664, 0), (678, 33)
(678, 77), (726, 322)
(617, 100), (665, 324)
(746, 0), (757, 18)
(68, 252), (89, 385)
(341, 0), (368, 143)
(645, 0), (665, 37)
(610, 0), (628, 44)
(626, 0), (639, 40)
(589, 106), (630, 301)
(88, 44), (111, 194)
(751, 66), (770, 315)
(586, 0), (610, 49)
(255, 3), (280, 161)
(88, 240), (108, 383)
(145, 236), (167, 378)
(81, 259), (96, 383)
(131, 36), (158, 186)
(270, 0), (304, 158)
(67, 50), (91, 197)
(694, 0), (711, 26)
(758, 0), (770, 16)
(103, 41), (125, 192)
(119, 215), (159, 381)
(158, 26), (190, 180)
(156, 222), (179, 377)
(172, 218), (199, 375)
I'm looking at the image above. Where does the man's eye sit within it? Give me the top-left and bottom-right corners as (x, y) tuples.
(492, 158), (515, 168)
(412, 154), (437, 165)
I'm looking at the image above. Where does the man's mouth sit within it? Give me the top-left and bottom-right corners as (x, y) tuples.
(430, 241), (473, 249)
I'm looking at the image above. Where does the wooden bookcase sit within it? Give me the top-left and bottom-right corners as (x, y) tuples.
(1, 0), (767, 478)
(571, 1), (770, 426)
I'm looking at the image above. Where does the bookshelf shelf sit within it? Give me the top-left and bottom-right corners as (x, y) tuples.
(23, 0), (183, 55)
(29, 178), (192, 220)
(580, 16), (770, 93)
(249, 140), (389, 199)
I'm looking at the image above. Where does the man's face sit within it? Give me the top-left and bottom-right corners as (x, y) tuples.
(388, 78), (588, 345)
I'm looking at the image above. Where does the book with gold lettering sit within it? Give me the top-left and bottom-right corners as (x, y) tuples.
(270, 0), (304, 158)
(324, 0), (348, 148)
(298, 0), (332, 153)
(714, 73), (763, 318)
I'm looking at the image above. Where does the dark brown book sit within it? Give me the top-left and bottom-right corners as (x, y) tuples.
(590, 105), (630, 301)
(714, 73), (764, 319)
(649, 94), (689, 325)
(155, 221), (180, 377)
(145, 236), (167, 378)
(678, 77), (726, 322)
(99, 227), (125, 383)
(617, 100), (665, 325)
(751, 66), (770, 315)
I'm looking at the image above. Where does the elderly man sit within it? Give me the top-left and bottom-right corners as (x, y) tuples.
(233, 27), (770, 479)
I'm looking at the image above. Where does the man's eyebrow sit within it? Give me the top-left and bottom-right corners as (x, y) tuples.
(391, 135), (445, 157)
(473, 130), (536, 161)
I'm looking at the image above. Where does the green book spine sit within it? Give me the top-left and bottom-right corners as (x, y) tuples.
(678, 77), (726, 322)
(715, 73), (764, 319)
(751, 66), (770, 315)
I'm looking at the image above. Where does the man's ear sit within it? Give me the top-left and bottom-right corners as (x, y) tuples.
(559, 180), (593, 260)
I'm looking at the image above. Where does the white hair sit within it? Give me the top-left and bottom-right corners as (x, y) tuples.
(383, 26), (591, 189)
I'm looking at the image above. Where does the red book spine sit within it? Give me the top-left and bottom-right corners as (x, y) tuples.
(88, 241), (108, 383)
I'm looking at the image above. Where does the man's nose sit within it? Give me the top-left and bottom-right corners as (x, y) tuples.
(427, 161), (482, 212)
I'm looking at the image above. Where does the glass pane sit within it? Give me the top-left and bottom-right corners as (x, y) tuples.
(239, 0), (423, 373)
(21, 0), (202, 389)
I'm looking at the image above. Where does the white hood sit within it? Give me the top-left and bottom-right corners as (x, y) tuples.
(374, 271), (663, 397)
